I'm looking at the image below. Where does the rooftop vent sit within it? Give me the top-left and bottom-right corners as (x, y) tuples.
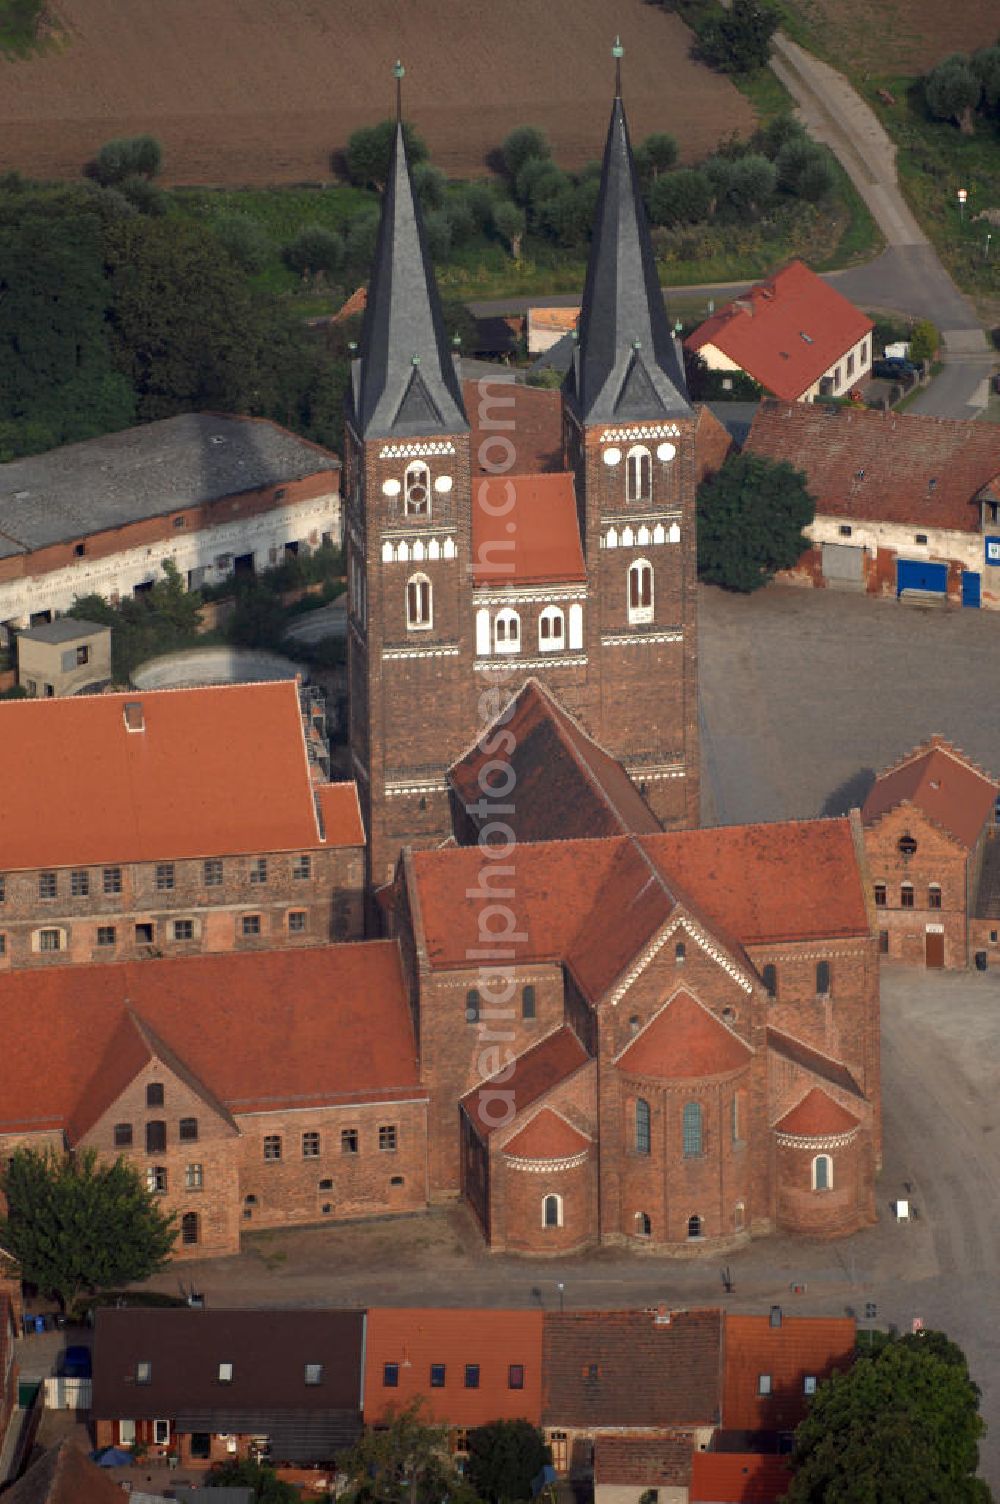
(654, 1304), (672, 1326)
(929, 477), (938, 492)
(856, 469), (866, 479)
(123, 700), (144, 733)
(770, 1305), (783, 1328)
(799, 331), (814, 344)
(210, 435), (226, 446)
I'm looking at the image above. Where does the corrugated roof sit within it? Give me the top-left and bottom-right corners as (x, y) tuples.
(690, 1452), (791, 1503)
(745, 399), (1000, 532)
(617, 991), (752, 1079)
(363, 1308), (544, 1425)
(774, 1087), (859, 1137)
(472, 473), (585, 586)
(0, 683), (362, 869)
(862, 737), (998, 848)
(685, 263), (872, 403)
(722, 1313), (855, 1433)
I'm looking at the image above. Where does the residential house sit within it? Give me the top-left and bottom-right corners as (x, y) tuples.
(719, 1312), (855, 1448)
(2, 1442), (131, 1504)
(527, 307), (579, 354)
(15, 618), (112, 698)
(689, 1452), (791, 1503)
(91, 1308), (365, 1468)
(594, 1434), (695, 1504)
(0, 414), (340, 634)
(0, 681), (365, 968)
(861, 736), (998, 968)
(684, 261), (873, 403)
(744, 400), (1000, 606)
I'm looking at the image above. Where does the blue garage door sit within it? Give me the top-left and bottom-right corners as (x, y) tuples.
(897, 558), (947, 596)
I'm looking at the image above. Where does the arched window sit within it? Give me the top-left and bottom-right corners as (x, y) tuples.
(404, 461), (430, 516)
(542, 1194), (563, 1228)
(900, 882), (914, 908)
(762, 963), (777, 998)
(635, 1211), (652, 1237)
(181, 1211), (199, 1246)
(627, 559), (654, 624)
(626, 445), (652, 503)
(816, 960), (831, 996)
(635, 1098), (651, 1155)
(538, 606), (565, 652)
(568, 603), (584, 650)
(812, 1154), (833, 1191)
(731, 1091), (745, 1144)
(675, 941), (686, 965)
(928, 883), (942, 909)
(494, 608), (520, 654)
(406, 573), (432, 630)
(682, 1101), (703, 1158)
(687, 1213), (702, 1239)
(465, 989), (480, 1023)
(629, 1014), (641, 1035)
(475, 607), (491, 656)
(874, 882), (886, 907)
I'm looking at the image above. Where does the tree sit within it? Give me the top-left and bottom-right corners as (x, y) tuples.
(283, 225), (345, 280)
(344, 209), (380, 274)
(695, 0), (779, 76)
(635, 132), (678, 184)
(88, 134), (163, 186)
(205, 1459), (300, 1502)
(214, 211), (273, 273)
(339, 1400), (476, 1504)
(465, 1419), (551, 1504)
(411, 161), (448, 211)
(345, 120), (427, 189)
(909, 317), (939, 363)
(785, 1332), (990, 1503)
(0, 1147), (176, 1316)
(501, 126), (551, 181)
(697, 452), (815, 592)
(493, 199), (526, 257)
(925, 53), (981, 133)
(973, 45), (1000, 116)
(723, 153), (777, 214)
(73, 560), (204, 680)
(647, 169), (712, 227)
(776, 139), (835, 202)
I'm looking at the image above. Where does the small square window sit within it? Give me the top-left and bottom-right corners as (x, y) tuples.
(838, 524), (852, 538)
(803, 1375), (817, 1395)
(250, 857), (268, 885)
(383, 1362), (399, 1388)
(293, 855), (311, 880)
(185, 1163), (204, 1190)
(136, 1361), (152, 1385)
(342, 1129), (359, 1155)
(219, 1362), (233, 1383)
(114, 1122), (133, 1148)
(302, 1131), (320, 1157)
(76, 644), (91, 666)
(915, 533), (928, 545)
(179, 1117), (198, 1142)
(319, 1177), (333, 1190)
(135, 922), (154, 945)
(304, 1363), (323, 1386)
(263, 1135), (282, 1162)
(465, 1364), (480, 1389)
(379, 1125), (397, 1152)
(390, 1174), (404, 1186)
(146, 1083), (164, 1108)
(430, 1363), (446, 1388)
(242, 914), (261, 937)
(203, 859), (223, 887)
(70, 869), (89, 898)
(172, 919), (194, 942)
(146, 1166), (168, 1194)
(758, 1374), (772, 1396)
(0, 876), (5, 902)
(38, 927), (62, 952)
(508, 1365), (524, 1390)
(97, 925), (116, 947)
(39, 872), (56, 899)
(103, 866), (122, 895)
(288, 910), (307, 934)
(155, 863), (175, 892)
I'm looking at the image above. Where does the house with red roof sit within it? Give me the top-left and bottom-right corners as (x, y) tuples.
(685, 261), (873, 404)
(689, 1452), (792, 1503)
(744, 400), (1000, 606)
(862, 736), (999, 969)
(720, 1311), (855, 1444)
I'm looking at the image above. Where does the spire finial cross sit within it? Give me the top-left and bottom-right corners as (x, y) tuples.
(393, 59), (405, 121)
(612, 35), (623, 99)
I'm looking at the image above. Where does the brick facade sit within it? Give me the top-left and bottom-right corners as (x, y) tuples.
(865, 804), (980, 968)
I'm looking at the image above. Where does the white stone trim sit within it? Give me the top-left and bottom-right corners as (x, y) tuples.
(599, 424), (681, 442)
(607, 912), (755, 1008)
(602, 631), (682, 647)
(474, 654), (588, 672)
(381, 537), (457, 563)
(506, 1150), (590, 1174)
(625, 763), (686, 781)
(473, 587), (588, 605)
(603, 522), (681, 549)
(385, 778), (448, 797)
(382, 644), (461, 661)
(775, 1127), (859, 1150)
(379, 441), (456, 458)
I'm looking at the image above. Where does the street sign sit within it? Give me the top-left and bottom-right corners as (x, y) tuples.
(985, 536), (1000, 566)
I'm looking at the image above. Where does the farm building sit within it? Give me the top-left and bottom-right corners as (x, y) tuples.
(685, 262), (873, 403)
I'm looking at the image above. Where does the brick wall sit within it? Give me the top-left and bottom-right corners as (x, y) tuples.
(863, 805), (969, 968)
(774, 1131), (874, 1237)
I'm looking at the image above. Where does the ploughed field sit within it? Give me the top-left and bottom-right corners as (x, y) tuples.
(786, 0), (1000, 74)
(0, 0), (754, 185)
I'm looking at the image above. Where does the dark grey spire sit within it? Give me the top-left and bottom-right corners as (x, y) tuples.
(350, 97), (467, 440)
(565, 55), (689, 424)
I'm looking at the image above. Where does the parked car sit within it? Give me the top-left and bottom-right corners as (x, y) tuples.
(873, 357), (919, 379)
(61, 1344), (92, 1378)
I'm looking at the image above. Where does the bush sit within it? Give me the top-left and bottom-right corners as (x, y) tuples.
(909, 318), (939, 362)
(283, 225), (345, 278)
(492, 198), (525, 254)
(514, 156), (562, 206)
(501, 125), (551, 181)
(118, 176), (167, 216)
(753, 114), (809, 159)
(695, 0), (779, 76)
(925, 54), (981, 132)
(647, 169), (713, 226)
(89, 134), (162, 186)
(973, 45), (1000, 115)
(444, 195), (476, 247)
(423, 208), (452, 262)
(635, 132), (679, 185)
(463, 181), (497, 230)
(345, 119), (427, 188)
(725, 153), (777, 213)
(776, 139), (834, 201)
(213, 212), (273, 273)
(344, 209), (380, 271)
(412, 162), (448, 212)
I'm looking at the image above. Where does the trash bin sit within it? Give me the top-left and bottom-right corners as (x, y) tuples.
(33, 1315), (45, 1334)
(21, 1315), (33, 1337)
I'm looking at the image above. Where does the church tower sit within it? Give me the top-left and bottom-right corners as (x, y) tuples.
(345, 65), (474, 895)
(562, 41), (700, 828)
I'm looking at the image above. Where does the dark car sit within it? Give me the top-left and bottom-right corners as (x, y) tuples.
(872, 357), (918, 379)
(61, 1344), (92, 1378)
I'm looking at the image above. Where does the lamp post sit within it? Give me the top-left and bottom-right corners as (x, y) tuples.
(957, 187), (968, 221)
(986, 232), (992, 261)
(556, 1281), (565, 1313)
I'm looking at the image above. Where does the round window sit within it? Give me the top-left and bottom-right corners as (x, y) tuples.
(898, 834), (917, 856)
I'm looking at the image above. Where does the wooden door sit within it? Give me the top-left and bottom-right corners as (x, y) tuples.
(925, 931), (945, 968)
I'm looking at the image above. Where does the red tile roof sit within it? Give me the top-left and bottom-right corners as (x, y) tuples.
(617, 991), (752, 1079)
(685, 261), (873, 402)
(690, 1452), (791, 1503)
(465, 381), (564, 477)
(567, 838), (679, 999)
(472, 472), (585, 586)
(774, 1087), (859, 1137)
(503, 1107), (592, 1160)
(722, 1313), (855, 1433)
(594, 1434), (693, 1488)
(745, 400), (1000, 533)
(449, 680), (661, 844)
(363, 1308), (544, 1426)
(0, 944), (422, 1133)
(542, 1309), (722, 1428)
(316, 781), (366, 847)
(766, 1029), (863, 1099)
(463, 1027), (590, 1139)
(0, 683), (363, 870)
(862, 737), (998, 848)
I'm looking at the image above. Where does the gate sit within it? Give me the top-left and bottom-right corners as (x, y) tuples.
(897, 558), (947, 597)
(821, 543), (865, 589)
(962, 571), (981, 608)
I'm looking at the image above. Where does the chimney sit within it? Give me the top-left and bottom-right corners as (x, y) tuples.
(124, 700), (144, 733)
(770, 1305), (782, 1328)
(654, 1304), (672, 1326)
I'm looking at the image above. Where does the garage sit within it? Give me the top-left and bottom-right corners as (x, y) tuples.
(896, 558), (947, 598)
(821, 542), (865, 590)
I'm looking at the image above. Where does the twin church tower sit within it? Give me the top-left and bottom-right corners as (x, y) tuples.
(345, 56), (700, 890)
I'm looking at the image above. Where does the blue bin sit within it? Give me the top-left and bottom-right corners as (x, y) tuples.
(34, 1315), (45, 1334)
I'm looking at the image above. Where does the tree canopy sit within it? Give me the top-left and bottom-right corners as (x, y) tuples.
(465, 1419), (551, 1504)
(338, 1401), (475, 1504)
(345, 119), (428, 189)
(925, 53), (982, 132)
(697, 451), (815, 592)
(205, 1459), (300, 1502)
(72, 560), (204, 682)
(0, 1147), (177, 1315)
(786, 1331), (991, 1503)
(695, 0), (779, 76)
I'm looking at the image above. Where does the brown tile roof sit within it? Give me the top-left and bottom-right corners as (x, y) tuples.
(363, 1308), (544, 1426)
(0, 683), (363, 870)
(449, 680), (661, 844)
(862, 736), (998, 848)
(542, 1309), (723, 1428)
(774, 1086), (859, 1137)
(722, 1313), (855, 1433)
(472, 473), (585, 586)
(92, 1307), (364, 1418)
(465, 381), (563, 477)
(594, 1434), (693, 1488)
(0, 944), (423, 1133)
(567, 838), (679, 999)
(463, 1027), (590, 1139)
(503, 1107), (592, 1160)
(690, 1452), (791, 1503)
(2, 1443), (126, 1504)
(766, 1029), (864, 1099)
(745, 400), (1000, 533)
(616, 991), (753, 1079)
(685, 262), (873, 403)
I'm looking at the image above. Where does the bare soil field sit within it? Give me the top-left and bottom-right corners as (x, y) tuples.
(0, 0), (754, 186)
(788, 0), (999, 74)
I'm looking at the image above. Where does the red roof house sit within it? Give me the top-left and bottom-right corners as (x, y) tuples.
(690, 1451), (792, 1503)
(721, 1313), (855, 1438)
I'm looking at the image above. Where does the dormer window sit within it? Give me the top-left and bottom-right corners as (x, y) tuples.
(405, 462), (430, 516)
